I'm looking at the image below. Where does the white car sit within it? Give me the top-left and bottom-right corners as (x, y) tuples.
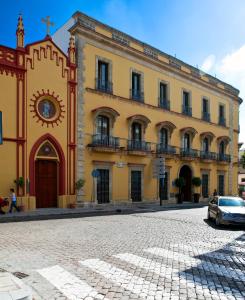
(207, 196), (245, 226)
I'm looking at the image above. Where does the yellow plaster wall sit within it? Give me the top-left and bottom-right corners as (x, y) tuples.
(81, 42), (239, 202)
(0, 142), (16, 197)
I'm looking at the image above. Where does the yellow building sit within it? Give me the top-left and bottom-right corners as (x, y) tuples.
(0, 16), (77, 211)
(54, 11), (241, 206)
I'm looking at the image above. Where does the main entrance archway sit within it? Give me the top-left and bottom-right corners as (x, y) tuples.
(179, 165), (192, 202)
(29, 134), (66, 208)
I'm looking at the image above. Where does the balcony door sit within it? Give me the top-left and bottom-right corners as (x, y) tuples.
(97, 115), (110, 146)
(98, 61), (109, 89)
(160, 128), (168, 148)
(203, 137), (209, 152)
(183, 133), (190, 150)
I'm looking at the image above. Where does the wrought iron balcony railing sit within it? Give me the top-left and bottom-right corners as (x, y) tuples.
(127, 140), (151, 152)
(218, 116), (226, 126)
(159, 98), (170, 110)
(92, 134), (119, 148)
(202, 111), (210, 122)
(95, 78), (113, 94)
(182, 105), (192, 116)
(130, 89), (144, 102)
(156, 144), (176, 154)
(180, 148), (198, 158)
(217, 153), (231, 162)
(200, 151), (217, 160)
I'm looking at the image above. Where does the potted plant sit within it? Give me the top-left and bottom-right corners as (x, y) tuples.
(174, 177), (185, 204)
(192, 177), (202, 203)
(14, 176), (25, 188)
(69, 178), (86, 208)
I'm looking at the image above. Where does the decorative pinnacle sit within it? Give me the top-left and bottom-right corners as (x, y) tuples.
(16, 13), (24, 48)
(68, 35), (76, 64)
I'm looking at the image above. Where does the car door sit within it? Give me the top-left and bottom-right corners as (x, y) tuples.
(209, 198), (218, 218)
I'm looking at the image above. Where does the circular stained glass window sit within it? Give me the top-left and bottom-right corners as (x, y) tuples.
(38, 99), (56, 120)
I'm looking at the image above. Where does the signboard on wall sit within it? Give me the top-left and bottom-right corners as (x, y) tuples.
(152, 157), (165, 179)
(0, 111), (2, 145)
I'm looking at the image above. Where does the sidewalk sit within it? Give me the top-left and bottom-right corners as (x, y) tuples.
(0, 202), (208, 223)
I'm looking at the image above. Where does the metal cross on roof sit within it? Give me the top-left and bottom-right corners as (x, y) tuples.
(41, 16), (54, 36)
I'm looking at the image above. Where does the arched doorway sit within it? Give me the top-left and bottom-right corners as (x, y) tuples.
(29, 134), (65, 208)
(179, 165), (192, 202)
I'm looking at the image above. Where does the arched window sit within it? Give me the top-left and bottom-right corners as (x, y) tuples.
(203, 137), (209, 152)
(160, 128), (168, 148)
(96, 115), (110, 137)
(132, 122), (142, 141)
(219, 141), (225, 155)
(183, 133), (190, 150)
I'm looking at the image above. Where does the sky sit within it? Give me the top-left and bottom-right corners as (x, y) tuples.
(1, 0), (245, 143)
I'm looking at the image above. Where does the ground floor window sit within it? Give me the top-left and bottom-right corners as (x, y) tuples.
(97, 169), (110, 204)
(218, 174), (225, 196)
(131, 170), (142, 202)
(202, 174), (209, 198)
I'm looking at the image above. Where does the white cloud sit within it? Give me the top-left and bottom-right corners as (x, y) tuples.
(202, 46), (245, 143)
(201, 54), (216, 72)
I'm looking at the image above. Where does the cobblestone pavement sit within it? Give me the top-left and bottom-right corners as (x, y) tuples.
(0, 207), (244, 300)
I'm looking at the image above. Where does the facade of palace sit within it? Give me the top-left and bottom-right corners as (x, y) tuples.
(53, 12), (242, 206)
(0, 16), (77, 211)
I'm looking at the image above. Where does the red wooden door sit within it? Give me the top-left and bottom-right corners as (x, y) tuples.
(35, 160), (58, 208)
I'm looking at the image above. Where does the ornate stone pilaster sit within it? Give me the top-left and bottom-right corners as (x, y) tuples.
(76, 36), (86, 203)
(228, 98), (234, 194)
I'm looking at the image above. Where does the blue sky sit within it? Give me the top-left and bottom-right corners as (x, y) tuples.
(1, 0), (245, 142)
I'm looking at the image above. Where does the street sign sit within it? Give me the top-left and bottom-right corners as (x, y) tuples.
(91, 169), (100, 178)
(0, 111), (2, 145)
(152, 157), (165, 178)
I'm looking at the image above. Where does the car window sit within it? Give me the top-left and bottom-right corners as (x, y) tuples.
(218, 198), (245, 207)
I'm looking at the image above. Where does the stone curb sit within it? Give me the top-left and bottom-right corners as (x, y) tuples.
(0, 203), (207, 223)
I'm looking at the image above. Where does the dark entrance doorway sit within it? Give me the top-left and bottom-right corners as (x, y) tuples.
(159, 172), (168, 201)
(179, 165), (192, 202)
(131, 170), (142, 202)
(35, 160), (58, 208)
(97, 169), (110, 204)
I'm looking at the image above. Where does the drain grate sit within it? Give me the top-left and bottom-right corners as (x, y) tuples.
(12, 271), (29, 279)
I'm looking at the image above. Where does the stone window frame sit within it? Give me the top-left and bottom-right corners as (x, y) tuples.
(130, 68), (144, 100)
(217, 136), (230, 154)
(158, 79), (170, 108)
(95, 55), (113, 86)
(200, 132), (215, 152)
(127, 115), (151, 141)
(181, 88), (192, 109)
(156, 121), (176, 146)
(218, 102), (226, 123)
(201, 96), (210, 117)
(92, 107), (120, 137)
(93, 162), (113, 204)
(180, 127), (197, 149)
(128, 164), (144, 202)
(217, 170), (226, 196)
(201, 169), (210, 198)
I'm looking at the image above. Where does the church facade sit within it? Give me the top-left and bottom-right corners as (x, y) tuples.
(0, 16), (77, 210)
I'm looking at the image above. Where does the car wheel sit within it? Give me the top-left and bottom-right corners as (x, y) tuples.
(215, 214), (221, 226)
(207, 210), (211, 220)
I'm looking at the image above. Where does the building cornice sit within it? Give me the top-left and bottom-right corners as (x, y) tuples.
(70, 11), (241, 102)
